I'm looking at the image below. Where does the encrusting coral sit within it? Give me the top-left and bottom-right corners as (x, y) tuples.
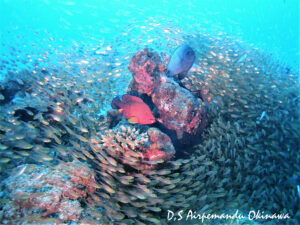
(127, 48), (208, 143)
(89, 124), (175, 171)
(0, 162), (99, 223)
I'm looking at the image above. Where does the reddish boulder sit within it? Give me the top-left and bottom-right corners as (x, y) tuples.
(152, 78), (207, 140)
(127, 48), (164, 95)
(142, 127), (175, 162)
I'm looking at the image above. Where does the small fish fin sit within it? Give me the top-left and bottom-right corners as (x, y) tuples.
(128, 117), (138, 124)
(122, 94), (143, 103)
(157, 118), (163, 123)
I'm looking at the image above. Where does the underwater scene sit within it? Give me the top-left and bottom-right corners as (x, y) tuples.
(0, 0), (299, 224)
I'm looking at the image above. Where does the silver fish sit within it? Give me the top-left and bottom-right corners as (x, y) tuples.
(256, 111), (266, 124)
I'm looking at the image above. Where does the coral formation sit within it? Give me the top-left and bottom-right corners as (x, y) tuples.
(152, 78), (207, 139)
(128, 48), (164, 95)
(87, 124), (215, 224)
(89, 124), (175, 171)
(127, 48), (208, 143)
(0, 162), (99, 223)
(144, 127), (175, 162)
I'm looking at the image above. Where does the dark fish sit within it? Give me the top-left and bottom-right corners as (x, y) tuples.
(167, 44), (196, 80)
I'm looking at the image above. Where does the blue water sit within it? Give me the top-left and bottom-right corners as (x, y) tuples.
(1, 0), (299, 69)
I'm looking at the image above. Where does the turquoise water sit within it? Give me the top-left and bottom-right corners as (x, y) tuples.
(0, 0), (299, 224)
(1, 0), (299, 67)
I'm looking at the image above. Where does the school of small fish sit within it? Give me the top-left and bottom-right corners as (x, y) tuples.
(0, 20), (299, 224)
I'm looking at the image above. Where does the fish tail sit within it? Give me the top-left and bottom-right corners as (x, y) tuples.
(111, 95), (122, 109)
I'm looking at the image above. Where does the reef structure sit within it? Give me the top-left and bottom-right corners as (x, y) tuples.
(0, 162), (99, 224)
(0, 32), (299, 225)
(90, 124), (175, 171)
(128, 48), (165, 96)
(128, 48), (207, 144)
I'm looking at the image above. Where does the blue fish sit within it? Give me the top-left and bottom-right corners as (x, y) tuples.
(166, 44), (196, 80)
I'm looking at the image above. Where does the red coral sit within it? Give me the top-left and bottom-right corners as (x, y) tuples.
(4, 162), (98, 223)
(58, 199), (83, 221)
(126, 48), (207, 143)
(140, 128), (175, 169)
(92, 126), (175, 171)
(61, 162), (97, 195)
(128, 48), (164, 95)
(143, 149), (168, 161)
(152, 79), (206, 139)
